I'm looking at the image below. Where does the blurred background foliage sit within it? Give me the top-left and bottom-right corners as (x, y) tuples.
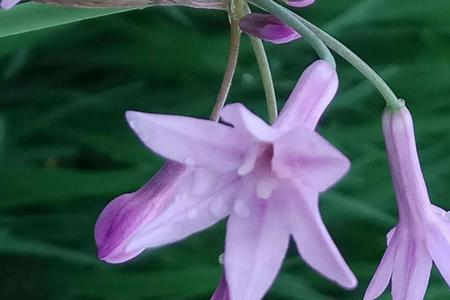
(1, 0), (450, 299)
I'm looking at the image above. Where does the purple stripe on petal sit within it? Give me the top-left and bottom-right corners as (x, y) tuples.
(95, 162), (189, 263)
(240, 13), (301, 44)
(391, 235), (432, 300)
(210, 277), (230, 300)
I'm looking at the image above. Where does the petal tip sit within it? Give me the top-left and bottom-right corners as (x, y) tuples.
(341, 276), (358, 290)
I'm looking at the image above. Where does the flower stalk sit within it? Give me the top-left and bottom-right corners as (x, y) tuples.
(249, 37), (278, 123)
(293, 14), (404, 110)
(210, 18), (242, 121)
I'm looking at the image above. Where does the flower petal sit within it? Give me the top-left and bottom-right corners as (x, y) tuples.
(126, 110), (244, 172)
(95, 162), (189, 263)
(274, 60), (338, 131)
(285, 0), (315, 8)
(124, 172), (238, 253)
(287, 184), (357, 289)
(240, 13), (301, 44)
(427, 216), (450, 287)
(273, 127), (350, 192)
(1, 0), (20, 9)
(364, 232), (398, 300)
(221, 103), (280, 142)
(382, 106), (434, 223)
(391, 235), (432, 300)
(210, 277), (230, 300)
(224, 192), (290, 300)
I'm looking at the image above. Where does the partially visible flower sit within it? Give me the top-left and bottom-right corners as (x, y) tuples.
(240, 13), (300, 44)
(364, 106), (450, 300)
(95, 60), (357, 300)
(285, 0), (315, 8)
(0, 0), (20, 9)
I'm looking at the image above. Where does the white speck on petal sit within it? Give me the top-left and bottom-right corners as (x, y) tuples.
(218, 253), (225, 265)
(238, 161), (255, 176)
(442, 211), (450, 220)
(128, 120), (137, 130)
(187, 209), (198, 219)
(210, 196), (226, 217)
(238, 146), (260, 176)
(234, 199), (250, 218)
(184, 157), (196, 166)
(256, 177), (278, 199)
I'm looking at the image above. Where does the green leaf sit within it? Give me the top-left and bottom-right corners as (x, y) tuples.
(0, 3), (133, 38)
(74, 267), (220, 299)
(0, 116), (5, 160)
(0, 229), (98, 265)
(0, 165), (154, 207)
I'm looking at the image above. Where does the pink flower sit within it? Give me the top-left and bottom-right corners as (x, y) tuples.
(240, 13), (301, 44)
(364, 106), (450, 300)
(0, 0), (20, 9)
(95, 60), (357, 299)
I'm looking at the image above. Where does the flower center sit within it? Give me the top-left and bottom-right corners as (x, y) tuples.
(237, 143), (279, 199)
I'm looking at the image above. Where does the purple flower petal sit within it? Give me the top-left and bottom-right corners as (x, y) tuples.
(221, 103), (280, 142)
(272, 127), (350, 192)
(426, 219), (450, 286)
(210, 277), (230, 300)
(0, 0), (20, 9)
(123, 175), (236, 252)
(125, 110), (245, 172)
(95, 162), (189, 263)
(240, 13), (301, 44)
(224, 190), (290, 300)
(391, 235), (432, 300)
(364, 233), (397, 300)
(275, 60), (338, 131)
(286, 183), (357, 289)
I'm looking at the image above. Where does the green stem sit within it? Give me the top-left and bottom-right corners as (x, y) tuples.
(210, 20), (241, 121)
(295, 15), (404, 110)
(249, 37), (278, 123)
(249, 0), (336, 68)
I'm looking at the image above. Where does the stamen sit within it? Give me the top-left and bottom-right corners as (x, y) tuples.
(256, 177), (278, 199)
(233, 199), (250, 217)
(238, 146), (260, 176)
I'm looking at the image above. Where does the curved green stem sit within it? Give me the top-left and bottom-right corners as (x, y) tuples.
(249, 0), (336, 68)
(249, 37), (278, 123)
(295, 15), (404, 110)
(210, 20), (241, 121)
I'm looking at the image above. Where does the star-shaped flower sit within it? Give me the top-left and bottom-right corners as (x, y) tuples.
(364, 106), (450, 300)
(95, 60), (357, 299)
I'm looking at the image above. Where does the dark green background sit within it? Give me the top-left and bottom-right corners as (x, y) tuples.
(1, 0), (450, 299)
